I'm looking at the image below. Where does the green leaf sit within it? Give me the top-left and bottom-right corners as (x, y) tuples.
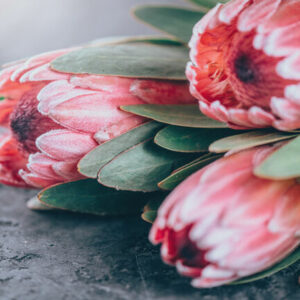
(39, 179), (156, 216)
(254, 135), (300, 180)
(51, 42), (189, 80)
(186, 0), (227, 9)
(232, 247), (300, 285)
(209, 130), (296, 153)
(155, 126), (236, 152)
(98, 140), (198, 192)
(141, 211), (158, 224)
(88, 35), (184, 47)
(158, 154), (221, 190)
(78, 121), (164, 178)
(121, 105), (227, 128)
(141, 197), (165, 223)
(133, 6), (205, 43)
(0, 96), (4, 101)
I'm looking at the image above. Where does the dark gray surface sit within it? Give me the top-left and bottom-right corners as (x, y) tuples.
(0, 184), (299, 300)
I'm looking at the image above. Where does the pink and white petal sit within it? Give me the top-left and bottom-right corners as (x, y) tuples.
(220, 229), (293, 271)
(70, 75), (132, 93)
(219, 0), (250, 25)
(176, 261), (202, 277)
(268, 184), (300, 233)
(192, 3), (223, 36)
(38, 82), (97, 115)
(277, 51), (300, 80)
(19, 169), (59, 188)
(191, 271), (237, 288)
(36, 129), (97, 162)
(52, 161), (83, 180)
(273, 119), (300, 131)
(94, 115), (145, 144)
(227, 108), (256, 127)
(130, 79), (195, 105)
(285, 84), (300, 105)
(258, 0), (300, 34)
(210, 101), (229, 122)
(20, 63), (69, 83)
(264, 21), (300, 57)
(222, 179), (293, 227)
(48, 93), (144, 133)
(238, 0), (281, 32)
(270, 97), (300, 121)
(248, 106), (275, 126)
(199, 101), (224, 122)
(27, 153), (64, 180)
(10, 49), (72, 82)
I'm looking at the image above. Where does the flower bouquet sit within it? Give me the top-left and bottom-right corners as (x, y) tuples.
(0, 0), (299, 288)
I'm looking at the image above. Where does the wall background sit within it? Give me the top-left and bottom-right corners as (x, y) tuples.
(0, 0), (189, 64)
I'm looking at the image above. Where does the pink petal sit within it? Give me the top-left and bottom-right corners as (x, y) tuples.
(37, 81), (97, 115)
(19, 169), (58, 188)
(264, 21), (300, 57)
(36, 129), (97, 162)
(130, 80), (195, 105)
(238, 0), (281, 32)
(10, 49), (71, 82)
(94, 115), (144, 144)
(52, 161), (83, 180)
(269, 184), (300, 233)
(70, 75), (132, 93)
(258, 0), (300, 34)
(285, 84), (300, 105)
(248, 106), (275, 126)
(49, 93), (144, 133)
(27, 153), (64, 180)
(219, 0), (250, 25)
(227, 108), (255, 127)
(270, 97), (300, 121)
(20, 63), (69, 83)
(277, 51), (300, 80)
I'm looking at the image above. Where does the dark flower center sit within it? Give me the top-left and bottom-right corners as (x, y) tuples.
(10, 85), (62, 153)
(234, 54), (256, 83)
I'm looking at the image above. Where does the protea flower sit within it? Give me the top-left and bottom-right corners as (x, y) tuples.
(150, 145), (300, 287)
(0, 48), (194, 188)
(186, 0), (300, 131)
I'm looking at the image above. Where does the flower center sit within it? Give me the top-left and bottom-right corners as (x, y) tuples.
(10, 85), (62, 153)
(234, 54), (256, 83)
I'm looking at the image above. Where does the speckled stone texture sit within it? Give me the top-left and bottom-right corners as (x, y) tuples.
(0, 185), (299, 300)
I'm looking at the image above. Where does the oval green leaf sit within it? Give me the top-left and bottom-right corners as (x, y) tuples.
(155, 126), (236, 152)
(133, 6), (204, 43)
(210, 130), (296, 153)
(254, 135), (300, 180)
(39, 179), (157, 216)
(78, 121), (164, 178)
(232, 247), (300, 285)
(51, 42), (189, 80)
(98, 140), (198, 192)
(158, 154), (221, 190)
(88, 35), (184, 47)
(141, 197), (165, 223)
(121, 105), (227, 128)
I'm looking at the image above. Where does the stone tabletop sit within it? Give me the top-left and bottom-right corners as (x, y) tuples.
(0, 185), (299, 300)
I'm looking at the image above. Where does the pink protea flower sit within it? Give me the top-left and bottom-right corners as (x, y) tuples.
(0, 48), (195, 188)
(186, 0), (300, 131)
(150, 145), (300, 288)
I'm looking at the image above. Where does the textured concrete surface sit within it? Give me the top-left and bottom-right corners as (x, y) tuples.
(0, 184), (299, 300)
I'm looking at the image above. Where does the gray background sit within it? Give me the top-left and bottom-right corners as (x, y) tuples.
(0, 0), (299, 299)
(0, 0), (189, 64)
